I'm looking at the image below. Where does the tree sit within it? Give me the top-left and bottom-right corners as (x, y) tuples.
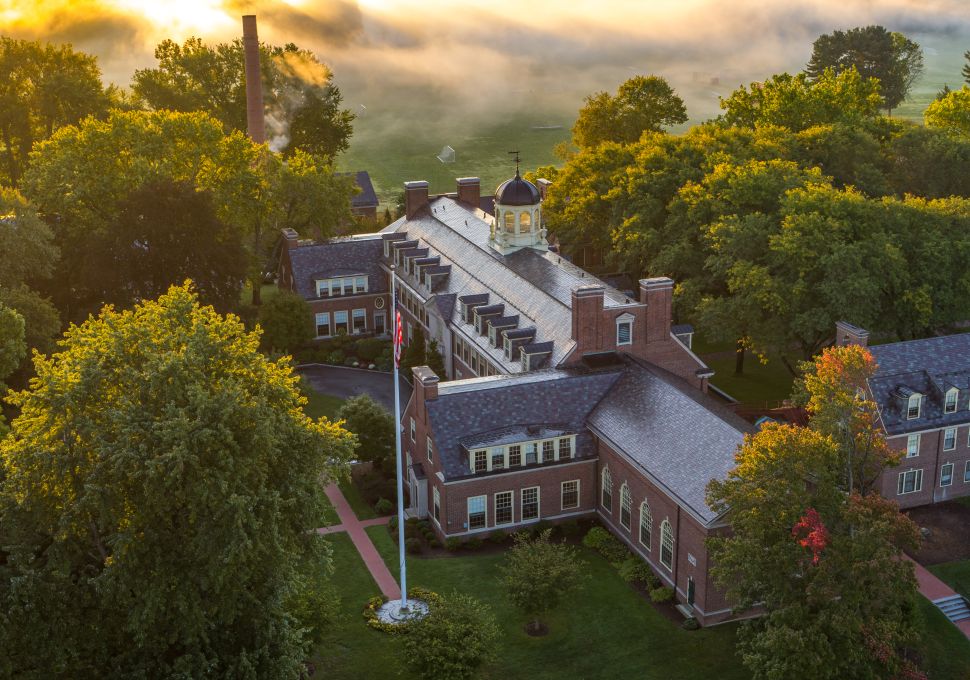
(572, 75), (687, 148)
(805, 26), (923, 113)
(707, 347), (924, 679)
(924, 86), (970, 139)
(964, 50), (970, 85)
(336, 394), (394, 468)
(400, 324), (427, 378)
(132, 37), (354, 159)
(96, 179), (246, 312)
(501, 529), (584, 634)
(720, 68), (882, 132)
(0, 187), (58, 289)
(402, 592), (499, 680)
(0, 38), (115, 187)
(0, 283), (355, 677)
(426, 338), (447, 378)
(257, 289), (314, 353)
(0, 286), (60, 383)
(0, 303), (26, 383)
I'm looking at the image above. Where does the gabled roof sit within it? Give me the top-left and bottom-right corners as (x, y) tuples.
(868, 333), (970, 435)
(338, 170), (379, 209)
(287, 236), (387, 299)
(587, 359), (752, 525)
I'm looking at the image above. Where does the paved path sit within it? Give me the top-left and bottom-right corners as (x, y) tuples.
(320, 483), (400, 600)
(297, 364), (412, 413)
(905, 555), (970, 638)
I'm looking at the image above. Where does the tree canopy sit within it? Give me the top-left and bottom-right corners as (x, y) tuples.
(402, 592), (499, 680)
(0, 283), (355, 677)
(257, 289), (314, 353)
(924, 85), (970, 139)
(336, 394), (394, 468)
(805, 26), (924, 112)
(572, 75), (687, 148)
(0, 303), (25, 383)
(132, 37), (354, 159)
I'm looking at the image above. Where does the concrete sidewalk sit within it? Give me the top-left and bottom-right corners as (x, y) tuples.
(905, 554), (970, 639)
(320, 483), (400, 600)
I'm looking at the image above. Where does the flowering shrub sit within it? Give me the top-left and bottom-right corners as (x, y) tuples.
(362, 587), (441, 634)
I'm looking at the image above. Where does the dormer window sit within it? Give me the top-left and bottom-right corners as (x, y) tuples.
(907, 393), (922, 419)
(945, 388), (958, 414)
(615, 313), (635, 346)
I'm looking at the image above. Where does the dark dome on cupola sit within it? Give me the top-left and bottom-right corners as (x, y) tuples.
(494, 172), (541, 206)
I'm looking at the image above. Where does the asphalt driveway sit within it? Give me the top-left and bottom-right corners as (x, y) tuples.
(297, 364), (412, 413)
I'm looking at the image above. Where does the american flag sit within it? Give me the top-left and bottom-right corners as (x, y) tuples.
(393, 307), (403, 368)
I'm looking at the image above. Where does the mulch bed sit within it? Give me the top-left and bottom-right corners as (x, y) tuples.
(905, 499), (970, 565)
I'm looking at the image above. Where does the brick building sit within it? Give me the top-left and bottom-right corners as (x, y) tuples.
(836, 321), (970, 507)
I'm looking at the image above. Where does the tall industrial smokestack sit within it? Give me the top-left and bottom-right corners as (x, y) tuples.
(242, 15), (266, 145)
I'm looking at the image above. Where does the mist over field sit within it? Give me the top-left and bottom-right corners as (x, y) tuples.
(6, 0), (970, 197)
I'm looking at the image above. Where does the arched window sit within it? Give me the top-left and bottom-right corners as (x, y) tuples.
(639, 501), (652, 550)
(518, 210), (531, 234)
(660, 519), (674, 570)
(601, 467), (613, 512)
(619, 483), (632, 529)
(504, 211), (516, 233)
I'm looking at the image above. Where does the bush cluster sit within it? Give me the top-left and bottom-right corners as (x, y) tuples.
(649, 586), (675, 603)
(293, 334), (393, 370)
(362, 587), (442, 634)
(582, 526), (629, 563)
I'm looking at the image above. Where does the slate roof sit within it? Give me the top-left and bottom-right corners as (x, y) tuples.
(868, 334), (970, 436)
(587, 359), (753, 525)
(427, 368), (622, 479)
(287, 236), (387, 299)
(338, 171), (379, 209)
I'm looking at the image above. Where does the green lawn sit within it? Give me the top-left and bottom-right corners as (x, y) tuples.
(691, 338), (796, 405)
(303, 391), (346, 421)
(338, 478), (378, 520)
(928, 560), (970, 600)
(917, 596), (970, 680)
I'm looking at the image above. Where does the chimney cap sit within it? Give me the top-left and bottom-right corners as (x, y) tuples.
(835, 320), (870, 337)
(404, 180), (429, 190)
(456, 177), (480, 185)
(412, 365), (440, 385)
(573, 285), (605, 298)
(640, 277), (674, 290)
(281, 227), (299, 240)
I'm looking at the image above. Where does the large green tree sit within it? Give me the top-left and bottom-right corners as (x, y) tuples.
(336, 394), (394, 468)
(257, 289), (314, 353)
(402, 592), (499, 680)
(572, 75), (687, 149)
(0, 37), (116, 187)
(0, 303), (25, 383)
(0, 283), (355, 678)
(132, 37), (354, 159)
(806, 26), (923, 113)
(924, 85), (970, 139)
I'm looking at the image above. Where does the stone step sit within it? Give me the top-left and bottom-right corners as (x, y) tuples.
(933, 595), (970, 622)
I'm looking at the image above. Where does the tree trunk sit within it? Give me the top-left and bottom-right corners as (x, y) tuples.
(780, 354), (800, 378)
(251, 276), (262, 306)
(734, 339), (745, 376)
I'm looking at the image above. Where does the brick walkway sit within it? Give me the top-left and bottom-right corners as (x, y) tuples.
(904, 554), (970, 639)
(318, 483), (400, 600)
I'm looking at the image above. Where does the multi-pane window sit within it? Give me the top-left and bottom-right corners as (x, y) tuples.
(897, 469), (923, 495)
(558, 437), (572, 459)
(601, 467), (613, 512)
(907, 394), (921, 419)
(334, 310), (349, 334)
(473, 450), (487, 473)
(639, 501), (652, 550)
(619, 483), (632, 530)
(945, 388), (959, 413)
(342, 279), (353, 296)
(409, 417), (416, 442)
(944, 428), (957, 451)
(374, 312), (386, 335)
(525, 443), (538, 465)
(433, 486), (440, 523)
(352, 308), (367, 334)
(315, 312), (331, 338)
(907, 434), (920, 458)
(427, 436), (433, 463)
(495, 491), (513, 525)
(521, 487), (539, 521)
(491, 448), (505, 470)
(355, 276), (367, 293)
(616, 321), (632, 346)
(941, 463), (954, 487)
(660, 520), (674, 570)
(468, 496), (486, 530)
(542, 440), (555, 463)
(561, 480), (579, 510)
(509, 445), (522, 467)
(504, 336), (513, 359)
(965, 460), (970, 483)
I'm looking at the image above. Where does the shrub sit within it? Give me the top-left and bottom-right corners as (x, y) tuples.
(582, 526), (629, 563)
(374, 497), (393, 515)
(356, 337), (387, 362)
(444, 537), (462, 552)
(402, 591), (499, 680)
(559, 519), (583, 538)
(256, 289), (313, 353)
(343, 357), (356, 367)
(428, 538), (441, 549)
(582, 526), (611, 550)
(388, 515), (398, 532)
(406, 537), (423, 554)
(617, 557), (654, 585)
(649, 586), (675, 603)
(327, 350), (345, 365)
(530, 520), (552, 538)
(682, 617), (700, 631)
(464, 537), (483, 551)
(487, 532), (509, 545)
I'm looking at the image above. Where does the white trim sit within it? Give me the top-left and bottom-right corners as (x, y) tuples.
(896, 468), (923, 495)
(619, 482), (632, 530)
(561, 479), (580, 510)
(943, 427), (956, 451)
(521, 485), (540, 521)
(467, 494), (487, 530)
(964, 460), (970, 483)
(907, 393), (922, 420)
(638, 500), (652, 551)
(440, 508), (592, 538)
(598, 511), (676, 590)
(940, 462), (954, 487)
(432, 485), (441, 526)
(906, 433), (920, 458)
(945, 387), (959, 414)
(444, 457), (595, 485)
(660, 519), (674, 571)
(494, 490), (514, 526)
(601, 466), (613, 512)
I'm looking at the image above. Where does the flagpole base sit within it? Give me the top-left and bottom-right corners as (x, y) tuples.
(376, 598), (430, 625)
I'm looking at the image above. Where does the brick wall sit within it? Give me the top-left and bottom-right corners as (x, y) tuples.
(306, 294), (389, 339)
(881, 428), (970, 508)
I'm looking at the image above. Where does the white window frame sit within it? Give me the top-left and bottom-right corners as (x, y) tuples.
(409, 416), (416, 442)
(490, 447), (505, 471)
(354, 276), (368, 294)
(906, 434), (920, 458)
(944, 428), (956, 452)
(467, 495), (487, 530)
(965, 460), (970, 483)
(941, 463), (954, 487)
(897, 469), (923, 495)
(374, 311), (386, 335)
(471, 449), (487, 473)
(558, 437), (572, 459)
(495, 490), (514, 526)
(945, 387), (959, 414)
(619, 482), (632, 530)
(433, 486), (441, 524)
(334, 310), (349, 334)
(508, 445), (522, 466)
(542, 440), (556, 463)
(561, 480), (580, 510)
(352, 308), (367, 334)
(521, 486), (540, 521)
(601, 467), (613, 512)
(314, 312), (331, 338)
(616, 318), (633, 346)
(426, 436), (433, 463)
(639, 501), (652, 551)
(660, 519), (674, 570)
(907, 393), (921, 420)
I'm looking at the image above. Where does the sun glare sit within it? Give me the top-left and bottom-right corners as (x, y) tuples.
(106, 0), (234, 36)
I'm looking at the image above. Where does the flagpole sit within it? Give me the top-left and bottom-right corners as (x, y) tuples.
(391, 265), (408, 610)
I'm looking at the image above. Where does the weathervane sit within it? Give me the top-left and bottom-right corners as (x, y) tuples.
(508, 150), (521, 176)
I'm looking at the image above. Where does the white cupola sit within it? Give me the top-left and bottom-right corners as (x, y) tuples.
(490, 169), (546, 255)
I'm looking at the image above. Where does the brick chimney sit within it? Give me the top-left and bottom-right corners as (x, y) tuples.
(640, 277), (673, 344)
(571, 285), (605, 356)
(835, 321), (870, 348)
(241, 16), (266, 145)
(281, 227), (299, 250)
(404, 180), (429, 219)
(537, 178), (552, 200)
(412, 365), (439, 425)
(456, 177), (480, 208)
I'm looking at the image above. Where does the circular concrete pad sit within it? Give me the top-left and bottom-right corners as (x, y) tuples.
(376, 598), (430, 625)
